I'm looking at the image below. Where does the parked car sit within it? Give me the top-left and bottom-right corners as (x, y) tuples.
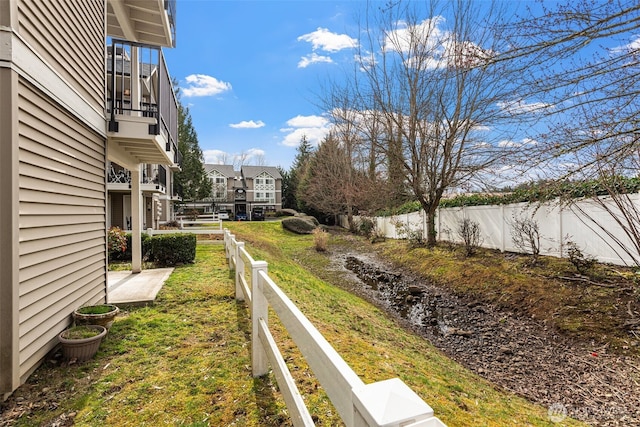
(235, 212), (247, 221)
(217, 211), (229, 220)
(251, 207), (265, 221)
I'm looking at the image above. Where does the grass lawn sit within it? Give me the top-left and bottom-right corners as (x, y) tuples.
(2, 221), (586, 426)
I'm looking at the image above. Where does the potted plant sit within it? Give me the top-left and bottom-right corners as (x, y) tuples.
(73, 304), (120, 330)
(58, 325), (107, 362)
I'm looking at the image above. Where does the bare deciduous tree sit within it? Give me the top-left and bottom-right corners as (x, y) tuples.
(507, 1), (640, 265)
(509, 1), (640, 178)
(326, 0), (522, 246)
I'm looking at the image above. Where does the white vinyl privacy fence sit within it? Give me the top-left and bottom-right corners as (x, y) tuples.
(223, 230), (447, 427)
(341, 194), (640, 266)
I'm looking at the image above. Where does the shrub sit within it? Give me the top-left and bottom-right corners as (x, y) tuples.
(108, 227), (127, 261)
(509, 213), (541, 264)
(565, 240), (597, 274)
(160, 220), (180, 229)
(357, 218), (376, 238)
(111, 233), (152, 262)
(313, 228), (329, 252)
(457, 218), (482, 257)
(282, 216), (319, 234)
(149, 233), (197, 266)
(186, 209), (200, 220)
(392, 220), (425, 247)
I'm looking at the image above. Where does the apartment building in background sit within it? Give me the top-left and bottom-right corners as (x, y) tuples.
(0, 0), (178, 397)
(196, 165), (282, 220)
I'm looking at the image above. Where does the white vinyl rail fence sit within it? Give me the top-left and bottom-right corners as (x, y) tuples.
(223, 229), (446, 427)
(146, 218), (224, 238)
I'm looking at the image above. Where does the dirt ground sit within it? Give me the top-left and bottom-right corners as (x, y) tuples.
(326, 236), (640, 426)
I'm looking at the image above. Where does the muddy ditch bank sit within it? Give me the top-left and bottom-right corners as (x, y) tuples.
(327, 247), (640, 426)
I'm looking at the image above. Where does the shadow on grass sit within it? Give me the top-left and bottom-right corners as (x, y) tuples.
(235, 294), (291, 425)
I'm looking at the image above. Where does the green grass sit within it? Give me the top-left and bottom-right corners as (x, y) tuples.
(4, 221), (587, 426)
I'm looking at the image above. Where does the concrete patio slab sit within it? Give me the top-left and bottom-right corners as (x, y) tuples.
(107, 268), (174, 306)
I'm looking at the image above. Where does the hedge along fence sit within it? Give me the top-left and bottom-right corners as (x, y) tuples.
(224, 229), (447, 427)
(341, 194), (640, 266)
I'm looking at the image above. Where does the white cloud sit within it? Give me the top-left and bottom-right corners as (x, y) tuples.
(240, 148), (266, 160)
(498, 138), (539, 148)
(286, 115), (329, 128)
(610, 35), (640, 55)
(384, 17), (445, 54)
(297, 27), (358, 52)
(385, 17), (494, 70)
(280, 114), (332, 147)
(497, 99), (552, 115)
(182, 74), (232, 97)
(203, 149), (229, 164)
(229, 120), (265, 129)
(298, 53), (334, 68)
(354, 51), (376, 71)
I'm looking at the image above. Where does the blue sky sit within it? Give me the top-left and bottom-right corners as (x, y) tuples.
(162, 0), (639, 179)
(163, 0), (367, 170)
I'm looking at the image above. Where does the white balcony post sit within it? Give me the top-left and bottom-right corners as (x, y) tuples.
(130, 168), (142, 273)
(131, 46), (140, 113)
(251, 261), (269, 377)
(235, 242), (245, 301)
(352, 378), (445, 427)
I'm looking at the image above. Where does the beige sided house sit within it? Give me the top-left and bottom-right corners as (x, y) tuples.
(0, 0), (178, 398)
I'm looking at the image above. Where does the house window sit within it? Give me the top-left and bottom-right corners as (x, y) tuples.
(254, 172), (276, 203)
(209, 170), (228, 201)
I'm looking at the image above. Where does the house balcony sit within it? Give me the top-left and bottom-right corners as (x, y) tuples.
(106, 0), (176, 48)
(171, 181), (183, 202)
(108, 162), (167, 195)
(106, 40), (180, 171)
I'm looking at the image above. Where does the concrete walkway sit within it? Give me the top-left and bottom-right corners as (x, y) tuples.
(107, 268), (174, 306)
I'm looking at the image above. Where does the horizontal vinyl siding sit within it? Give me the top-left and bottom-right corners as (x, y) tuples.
(17, 0), (104, 112)
(17, 79), (106, 378)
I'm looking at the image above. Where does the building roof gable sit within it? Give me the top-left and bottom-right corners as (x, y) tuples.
(204, 164), (235, 177)
(241, 165), (282, 180)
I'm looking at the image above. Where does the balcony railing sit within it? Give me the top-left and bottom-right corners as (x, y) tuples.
(107, 39), (179, 166)
(108, 163), (167, 190)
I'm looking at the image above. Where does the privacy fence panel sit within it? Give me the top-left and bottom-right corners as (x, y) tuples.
(349, 194), (640, 267)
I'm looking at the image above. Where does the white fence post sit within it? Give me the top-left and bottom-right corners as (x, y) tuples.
(252, 261), (269, 377)
(227, 233), (236, 269)
(235, 242), (245, 301)
(352, 378), (446, 427)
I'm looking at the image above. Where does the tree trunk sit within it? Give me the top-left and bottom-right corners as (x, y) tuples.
(426, 207), (437, 248)
(346, 204), (354, 231)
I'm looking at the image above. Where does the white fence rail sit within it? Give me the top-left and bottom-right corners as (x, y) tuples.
(146, 219), (224, 237)
(223, 230), (446, 427)
(341, 194), (640, 266)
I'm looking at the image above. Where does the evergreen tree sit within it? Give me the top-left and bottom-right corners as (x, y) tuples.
(288, 136), (314, 212)
(278, 166), (294, 209)
(174, 102), (211, 204)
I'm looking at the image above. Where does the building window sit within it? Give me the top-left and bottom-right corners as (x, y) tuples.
(254, 172), (275, 203)
(209, 170), (228, 201)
